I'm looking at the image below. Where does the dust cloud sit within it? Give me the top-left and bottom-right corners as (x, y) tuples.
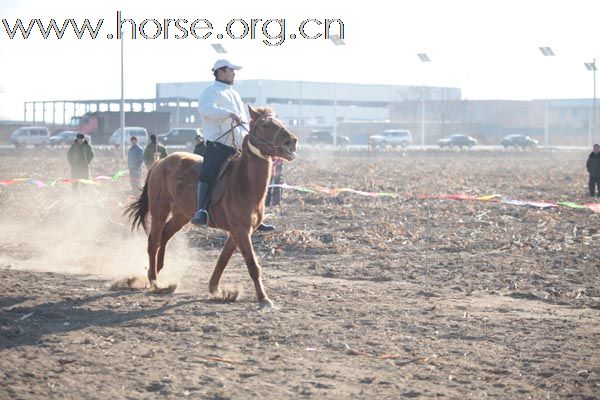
(301, 147), (337, 172)
(0, 182), (192, 287)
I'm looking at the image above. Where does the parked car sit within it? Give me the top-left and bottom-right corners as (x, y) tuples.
(109, 127), (149, 147)
(307, 130), (349, 146)
(368, 129), (413, 148)
(438, 134), (477, 148)
(500, 134), (538, 148)
(10, 126), (50, 148)
(49, 131), (92, 147)
(158, 128), (201, 147)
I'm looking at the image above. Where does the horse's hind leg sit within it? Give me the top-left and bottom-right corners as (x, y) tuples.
(232, 228), (272, 308)
(157, 211), (189, 274)
(147, 204), (170, 288)
(209, 235), (237, 299)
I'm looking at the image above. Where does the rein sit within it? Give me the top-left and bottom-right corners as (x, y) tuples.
(213, 114), (287, 159)
(213, 122), (245, 148)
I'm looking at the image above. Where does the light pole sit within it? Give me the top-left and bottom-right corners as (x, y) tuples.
(417, 53), (431, 146)
(585, 59), (597, 146)
(333, 82), (337, 146)
(329, 34), (345, 147)
(298, 80), (303, 128)
(0, 84), (4, 120)
(539, 46), (555, 147)
(120, 26), (125, 158)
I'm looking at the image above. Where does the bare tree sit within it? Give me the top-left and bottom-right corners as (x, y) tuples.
(426, 87), (465, 138)
(389, 86), (422, 121)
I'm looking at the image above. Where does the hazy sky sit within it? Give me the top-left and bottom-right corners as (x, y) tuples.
(0, 0), (599, 120)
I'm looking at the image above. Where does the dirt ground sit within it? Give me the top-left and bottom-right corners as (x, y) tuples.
(0, 147), (599, 399)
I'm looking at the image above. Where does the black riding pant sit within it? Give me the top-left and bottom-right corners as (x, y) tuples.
(589, 175), (600, 197)
(199, 141), (237, 184)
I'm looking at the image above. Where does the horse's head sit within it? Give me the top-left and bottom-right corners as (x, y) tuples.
(247, 106), (297, 161)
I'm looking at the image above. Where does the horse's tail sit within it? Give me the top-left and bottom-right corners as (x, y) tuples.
(125, 170), (151, 234)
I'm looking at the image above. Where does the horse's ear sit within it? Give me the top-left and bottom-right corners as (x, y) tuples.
(248, 105), (260, 121)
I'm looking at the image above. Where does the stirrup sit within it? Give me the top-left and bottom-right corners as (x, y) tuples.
(191, 209), (209, 226)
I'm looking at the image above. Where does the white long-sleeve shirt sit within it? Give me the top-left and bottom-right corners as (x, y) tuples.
(198, 81), (249, 149)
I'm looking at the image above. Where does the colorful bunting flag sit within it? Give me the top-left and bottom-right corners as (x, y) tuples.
(1, 170), (599, 213)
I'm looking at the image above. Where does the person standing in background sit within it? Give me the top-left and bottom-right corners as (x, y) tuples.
(128, 136), (144, 193)
(586, 143), (600, 197)
(144, 134), (167, 169)
(265, 158), (284, 207)
(67, 133), (94, 190)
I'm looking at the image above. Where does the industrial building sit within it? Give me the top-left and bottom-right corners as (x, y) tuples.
(154, 80), (461, 132)
(13, 80), (598, 146)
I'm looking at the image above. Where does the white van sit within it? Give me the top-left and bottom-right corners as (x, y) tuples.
(10, 126), (51, 148)
(109, 127), (149, 147)
(368, 130), (413, 149)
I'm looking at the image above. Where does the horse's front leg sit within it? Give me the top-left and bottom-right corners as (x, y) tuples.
(232, 228), (273, 308)
(209, 235), (239, 301)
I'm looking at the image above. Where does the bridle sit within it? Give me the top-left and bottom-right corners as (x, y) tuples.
(243, 114), (289, 151)
(215, 114), (289, 157)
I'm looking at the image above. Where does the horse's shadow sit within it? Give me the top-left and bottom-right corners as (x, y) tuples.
(0, 287), (234, 351)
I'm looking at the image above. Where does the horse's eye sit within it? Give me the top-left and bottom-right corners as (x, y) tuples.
(284, 140), (292, 146)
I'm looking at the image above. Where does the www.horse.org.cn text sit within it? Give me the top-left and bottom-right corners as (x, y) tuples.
(1, 11), (345, 46)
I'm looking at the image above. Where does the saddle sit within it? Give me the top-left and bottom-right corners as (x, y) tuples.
(208, 152), (240, 208)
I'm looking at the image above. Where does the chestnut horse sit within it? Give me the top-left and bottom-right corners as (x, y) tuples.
(126, 106), (297, 308)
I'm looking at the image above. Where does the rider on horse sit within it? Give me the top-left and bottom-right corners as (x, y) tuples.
(192, 59), (275, 231)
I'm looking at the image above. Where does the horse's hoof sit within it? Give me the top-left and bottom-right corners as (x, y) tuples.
(209, 289), (240, 302)
(259, 298), (275, 310)
(150, 281), (177, 294)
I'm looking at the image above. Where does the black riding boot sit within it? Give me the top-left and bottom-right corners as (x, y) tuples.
(191, 181), (211, 225)
(257, 222), (276, 232)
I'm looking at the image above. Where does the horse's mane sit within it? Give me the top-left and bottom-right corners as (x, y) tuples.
(252, 107), (275, 118)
